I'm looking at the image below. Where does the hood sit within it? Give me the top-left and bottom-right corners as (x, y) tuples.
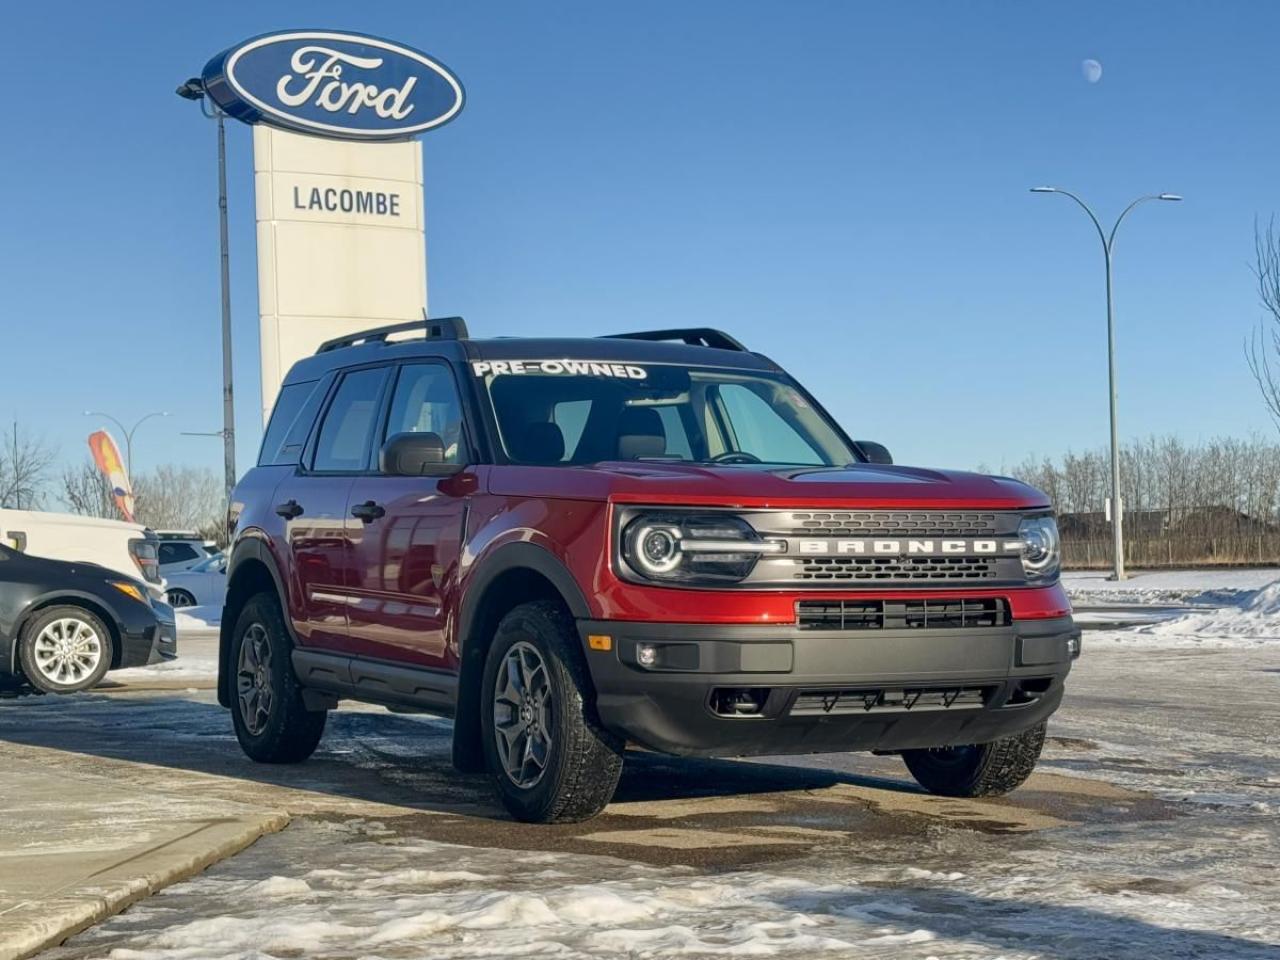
(488, 461), (1051, 511)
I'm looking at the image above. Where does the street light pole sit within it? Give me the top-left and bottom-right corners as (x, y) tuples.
(83, 410), (171, 478)
(177, 77), (236, 506)
(1031, 187), (1182, 580)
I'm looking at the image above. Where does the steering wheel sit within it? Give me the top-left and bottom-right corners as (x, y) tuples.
(710, 451), (763, 465)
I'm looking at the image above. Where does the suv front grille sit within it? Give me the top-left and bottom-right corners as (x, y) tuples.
(789, 511), (1001, 537)
(794, 556), (1000, 582)
(790, 686), (992, 716)
(796, 597), (1009, 630)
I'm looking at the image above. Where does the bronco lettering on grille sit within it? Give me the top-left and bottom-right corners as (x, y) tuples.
(795, 538), (1024, 556)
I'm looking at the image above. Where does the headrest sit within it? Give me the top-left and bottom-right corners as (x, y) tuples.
(617, 407), (666, 460)
(509, 421), (565, 464)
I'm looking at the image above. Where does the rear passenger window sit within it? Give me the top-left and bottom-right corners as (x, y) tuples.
(259, 380), (324, 467)
(159, 543), (198, 565)
(311, 368), (388, 472)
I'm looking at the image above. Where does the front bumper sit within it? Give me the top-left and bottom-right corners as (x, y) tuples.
(580, 616), (1079, 757)
(116, 603), (178, 668)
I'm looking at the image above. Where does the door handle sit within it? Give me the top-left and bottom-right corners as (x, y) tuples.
(351, 500), (385, 523)
(275, 499), (304, 520)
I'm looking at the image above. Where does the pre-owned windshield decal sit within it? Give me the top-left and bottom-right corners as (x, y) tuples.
(471, 360), (648, 379)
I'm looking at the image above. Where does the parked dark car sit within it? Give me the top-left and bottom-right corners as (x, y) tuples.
(0, 544), (177, 693)
(218, 319), (1079, 823)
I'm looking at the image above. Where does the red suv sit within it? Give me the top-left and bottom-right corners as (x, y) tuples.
(219, 319), (1079, 823)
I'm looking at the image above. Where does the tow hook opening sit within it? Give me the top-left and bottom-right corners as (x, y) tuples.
(1006, 677), (1053, 707)
(710, 687), (770, 718)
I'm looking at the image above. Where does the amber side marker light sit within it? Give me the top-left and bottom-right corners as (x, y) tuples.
(588, 635), (612, 651)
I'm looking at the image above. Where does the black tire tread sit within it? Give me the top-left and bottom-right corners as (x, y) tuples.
(230, 592), (326, 764)
(903, 722), (1046, 797)
(484, 600), (623, 823)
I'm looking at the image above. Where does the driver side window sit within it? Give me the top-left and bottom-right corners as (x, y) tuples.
(383, 363), (466, 464)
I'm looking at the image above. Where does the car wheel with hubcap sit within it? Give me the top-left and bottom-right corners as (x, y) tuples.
(902, 722), (1046, 797)
(19, 606), (113, 693)
(229, 591), (327, 763)
(480, 600), (623, 823)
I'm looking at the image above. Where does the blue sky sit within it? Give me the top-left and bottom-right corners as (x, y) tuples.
(0, 1), (1273, 478)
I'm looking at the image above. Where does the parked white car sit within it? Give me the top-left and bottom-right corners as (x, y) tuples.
(0, 509), (162, 591)
(154, 532), (219, 575)
(163, 553), (226, 608)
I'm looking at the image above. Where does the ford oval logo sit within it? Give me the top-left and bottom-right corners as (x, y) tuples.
(201, 31), (464, 141)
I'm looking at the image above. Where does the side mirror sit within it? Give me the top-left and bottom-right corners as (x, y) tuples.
(379, 432), (464, 477)
(855, 441), (893, 465)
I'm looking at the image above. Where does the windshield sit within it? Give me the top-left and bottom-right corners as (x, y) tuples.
(475, 362), (856, 467)
(190, 554), (226, 574)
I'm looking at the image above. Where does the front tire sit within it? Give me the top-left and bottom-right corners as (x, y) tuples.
(229, 592), (326, 763)
(19, 606), (113, 694)
(903, 722), (1046, 797)
(480, 601), (623, 823)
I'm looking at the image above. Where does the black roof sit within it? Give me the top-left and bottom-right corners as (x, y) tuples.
(284, 326), (780, 385)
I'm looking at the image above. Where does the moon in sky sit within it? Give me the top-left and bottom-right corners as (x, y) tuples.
(1082, 59), (1103, 84)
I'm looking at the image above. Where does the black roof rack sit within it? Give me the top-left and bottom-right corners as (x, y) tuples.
(603, 328), (747, 351)
(316, 317), (469, 354)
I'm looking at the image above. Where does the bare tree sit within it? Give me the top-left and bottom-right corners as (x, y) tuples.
(0, 421), (56, 510)
(61, 459), (120, 519)
(1008, 434), (1280, 566)
(1247, 218), (1280, 430)
(134, 464), (225, 532)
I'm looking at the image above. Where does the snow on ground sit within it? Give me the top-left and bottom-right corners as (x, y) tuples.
(44, 568), (1278, 959)
(1063, 567), (1280, 606)
(174, 605), (220, 635)
(109, 612), (220, 682)
(1066, 568), (1280, 647)
(48, 797), (1280, 960)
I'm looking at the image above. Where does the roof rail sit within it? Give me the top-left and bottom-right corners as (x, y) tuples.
(316, 317), (469, 354)
(603, 328), (747, 351)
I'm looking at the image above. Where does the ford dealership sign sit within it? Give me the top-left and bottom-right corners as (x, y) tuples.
(201, 31), (464, 140)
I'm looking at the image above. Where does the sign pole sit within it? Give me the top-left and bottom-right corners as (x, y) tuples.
(216, 110), (236, 505)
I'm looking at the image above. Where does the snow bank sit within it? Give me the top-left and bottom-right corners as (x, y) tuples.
(1081, 579), (1280, 647)
(175, 605), (220, 635)
(1064, 567), (1280, 607)
(1136, 580), (1280, 645)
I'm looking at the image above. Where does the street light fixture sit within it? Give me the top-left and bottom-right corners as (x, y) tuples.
(1031, 186), (1182, 580)
(175, 76), (237, 506)
(83, 410), (171, 477)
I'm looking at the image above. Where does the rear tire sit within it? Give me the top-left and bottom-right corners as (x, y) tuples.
(480, 601), (623, 823)
(19, 606), (113, 694)
(229, 592), (326, 763)
(903, 722), (1046, 797)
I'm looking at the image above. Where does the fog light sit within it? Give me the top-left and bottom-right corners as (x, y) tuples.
(636, 644), (658, 667)
(1067, 633), (1082, 659)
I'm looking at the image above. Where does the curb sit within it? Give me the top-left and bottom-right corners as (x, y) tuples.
(0, 811), (290, 960)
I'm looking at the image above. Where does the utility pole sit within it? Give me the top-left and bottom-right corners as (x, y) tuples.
(216, 110), (236, 503)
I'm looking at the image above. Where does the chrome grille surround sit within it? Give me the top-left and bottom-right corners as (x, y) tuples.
(737, 509), (1029, 588)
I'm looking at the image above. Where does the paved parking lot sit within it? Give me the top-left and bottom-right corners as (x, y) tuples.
(0, 640), (1275, 959)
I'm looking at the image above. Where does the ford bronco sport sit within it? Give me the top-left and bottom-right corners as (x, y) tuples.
(219, 319), (1079, 823)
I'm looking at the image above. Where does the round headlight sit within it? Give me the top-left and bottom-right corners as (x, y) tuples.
(1023, 525), (1051, 562)
(1017, 516), (1061, 579)
(629, 522), (683, 574)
